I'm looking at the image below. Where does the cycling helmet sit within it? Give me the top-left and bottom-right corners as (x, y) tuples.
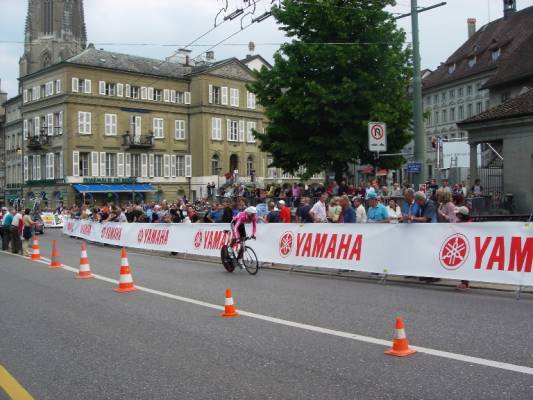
(244, 206), (257, 214)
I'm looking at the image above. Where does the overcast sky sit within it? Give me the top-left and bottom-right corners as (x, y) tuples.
(1, 0), (533, 97)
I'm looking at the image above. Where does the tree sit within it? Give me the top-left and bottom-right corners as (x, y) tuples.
(250, 0), (413, 181)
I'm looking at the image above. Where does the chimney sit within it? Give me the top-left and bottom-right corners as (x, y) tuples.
(206, 51), (215, 61)
(467, 18), (476, 39)
(503, 0), (516, 19)
(248, 41), (256, 56)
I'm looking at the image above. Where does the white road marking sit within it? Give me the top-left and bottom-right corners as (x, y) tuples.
(2, 250), (533, 376)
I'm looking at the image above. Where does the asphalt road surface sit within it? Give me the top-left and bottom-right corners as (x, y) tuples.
(1, 229), (532, 400)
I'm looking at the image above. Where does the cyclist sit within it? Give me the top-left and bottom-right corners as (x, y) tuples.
(230, 206), (257, 268)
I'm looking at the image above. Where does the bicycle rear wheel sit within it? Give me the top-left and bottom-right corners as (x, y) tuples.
(243, 246), (259, 275)
(220, 245), (235, 273)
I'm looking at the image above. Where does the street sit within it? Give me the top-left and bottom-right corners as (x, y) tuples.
(1, 229), (532, 400)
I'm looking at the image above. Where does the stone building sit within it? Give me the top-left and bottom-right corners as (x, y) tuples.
(0, 85), (8, 206)
(3, 95), (24, 206)
(422, 1), (533, 180)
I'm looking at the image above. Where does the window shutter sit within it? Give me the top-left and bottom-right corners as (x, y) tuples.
(163, 89), (170, 102)
(86, 112), (92, 134)
(23, 89), (28, 103)
(227, 119), (231, 141)
(34, 116), (40, 136)
(78, 112), (84, 134)
(125, 153), (131, 177)
(36, 155), (42, 180)
(170, 90), (176, 103)
(148, 154), (155, 177)
(238, 120), (245, 142)
(24, 156), (29, 181)
(47, 153), (55, 179)
(125, 84), (131, 98)
(45, 153), (49, 179)
(141, 87), (147, 100)
(23, 119), (28, 140)
(171, 155), (177, 177)
(47, 113), (54, 135)
(59, 151), (64, 178)
(235, 89), (240, 107)
(184, 91), (191, 104)
(185, 155), (192, 178)
(247, 92), (251, 108)
(141, 154), (148, 177)
(72, 151), (80, 177)
(56, 79), (62, 94)
(104, 114), (110, 135)
(211, 118), (216, 140)
(58, 111), (63, 134)
(135, 116), (142, 136)
(116, 83), (124, 97)
(99, 81), (106, 95)
(148, 87), (154, 100)
(221, 87), (228, 105)
(208, 84), (213, 104)
(117, 153), (125, 177)
(91, 152), (99, 177)
(72, 78), (79, 93)
(100, 152), (106, 177)
(163, 154), (170, 178)
(84, 79), (92, 94)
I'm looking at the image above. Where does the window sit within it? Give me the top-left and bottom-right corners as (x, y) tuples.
(426, 112), (432, 127)
(177, 91), (184, 104)
(458, 87), (464, 97)
(449, 89), (455, 99)
(450, 107), (455, 121)
(131, 86), (140, 99)
(230, 88), (240, 107)
(210, 86), (221, 105)
(117, 83), (124, 97)
(54, 111), (63, 135)
(80, 152), (90, 177)
(131, 154), (141, 177)
(211, 117), (222, 140)
(458, 105), (464, 120)
(174, 120), (186, 140)
(105, 114), (117, 136)
(40, 85), (46, 98)
(211, 154), (220, 175)
(55, 152), (63, 179)
(106, 153), (117, 177)
(154, 89), (162, 102)
(176, 155), (185, 177)
(468, 56), (477, 68)
(441, 92), (446, 102)
(442, 109), (447, 123)
(491, 48), (501, 61)
(228, 120), (239, 141)
(501, 92), (510, 102)
(55, 79), (61, 94)
(154, 155), (163, 177)
(105, 83), (116, 96)
(153, 118), (164, 138)
(433, 94), (438, 104)
(246, 157), (254, 177)
(467, 103), (473, 118)
(78, 111), (91, 134)
(267, 157), (277, 178)
(246, 121), (256, 143)
(448, 63), (456, 74)
(171, 90), (177, 103)
(434, 111), (439, 125)
(485, 100), (490, 111)
(247, 91), (256, 109)
(141, 87), (148, 100)
(466, 85), (473, 96)
(45, 81), (54, 96)
(476, 102), (483, 114)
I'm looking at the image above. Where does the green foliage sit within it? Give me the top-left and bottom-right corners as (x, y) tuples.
(249, 0), (413, 179)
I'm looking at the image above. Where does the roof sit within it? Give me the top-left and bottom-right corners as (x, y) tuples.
(423, 6), (533, 90)
(66, 46), (194, 79)
(459, 88), (533, 124)
(240, 54), (272, 69)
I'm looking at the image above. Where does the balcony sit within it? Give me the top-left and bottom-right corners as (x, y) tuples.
(27, 135), (50, 150)
(122, 132), (154, 149)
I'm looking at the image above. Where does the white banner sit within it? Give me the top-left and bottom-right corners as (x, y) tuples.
(63, 219), (533, 286)
(41, 213), (64, 228)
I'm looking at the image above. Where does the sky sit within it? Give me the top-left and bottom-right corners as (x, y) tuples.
(1, 0), (533, 98)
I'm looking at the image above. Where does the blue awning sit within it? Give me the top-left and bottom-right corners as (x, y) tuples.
(73, 184), (156, 193)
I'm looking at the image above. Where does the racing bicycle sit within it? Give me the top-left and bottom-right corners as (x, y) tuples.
(220, 233), (259, 275)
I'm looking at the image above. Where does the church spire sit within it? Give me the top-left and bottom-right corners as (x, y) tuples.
(19, 0), (87, 77)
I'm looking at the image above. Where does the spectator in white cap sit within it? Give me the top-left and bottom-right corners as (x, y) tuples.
(278, 200), (291, 223)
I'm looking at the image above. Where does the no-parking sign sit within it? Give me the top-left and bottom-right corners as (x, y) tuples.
(368, 122), (387, 152)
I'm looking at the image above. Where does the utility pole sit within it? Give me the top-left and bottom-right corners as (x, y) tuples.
(410, 0), (427, 188)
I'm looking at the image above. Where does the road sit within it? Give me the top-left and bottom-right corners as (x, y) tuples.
(1, 229), (532, 400)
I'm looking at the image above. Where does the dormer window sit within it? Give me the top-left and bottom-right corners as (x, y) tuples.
(491, 48), (501, 61)
(448, 63), (456, 74)
(468, 56), (477, 68)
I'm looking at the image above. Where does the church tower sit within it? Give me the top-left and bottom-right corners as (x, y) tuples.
(19, 0), (87, 77)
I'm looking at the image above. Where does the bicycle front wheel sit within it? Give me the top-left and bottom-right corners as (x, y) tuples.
(243, 246), (259, 275)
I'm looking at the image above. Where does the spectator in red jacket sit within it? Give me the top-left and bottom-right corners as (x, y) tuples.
(278, 200), (291, 223)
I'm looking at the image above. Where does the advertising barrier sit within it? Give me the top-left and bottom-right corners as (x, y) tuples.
(63, 219), (533, 286)
(41, 213), (64, 228)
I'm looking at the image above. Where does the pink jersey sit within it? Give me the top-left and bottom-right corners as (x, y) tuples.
(232, 212), (257, 237)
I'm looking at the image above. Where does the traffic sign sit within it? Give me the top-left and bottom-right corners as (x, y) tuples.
(368, 122), (387, 152)
(407, 163), (422, 173)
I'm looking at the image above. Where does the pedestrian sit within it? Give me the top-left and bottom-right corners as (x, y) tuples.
(353, 197), (367, 223)
(327, 196), (342, 223)
(338, 195), (356, 223)
(391, 182), (402, 197)
(310, 193), (328, 223)
(2, 207), (15, 250)
(366, 192), (389, 223)
(412, 191), (438, 223)
(10, 209), (23, 254)
(386, 198), (402, 223)
(436, 188), (457, 223)
(221, 199), (234, 223)
(278, 200), (291, 223)
(455, 206), (472, 290)
(296, 197), (313, 223)
(22, 209), (36, 257)
(265, 201), (280, 223)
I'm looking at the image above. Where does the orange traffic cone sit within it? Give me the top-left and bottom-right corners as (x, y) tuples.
(76, 242), (93, 279)
(114, 248), (137, 293)
(221, 288), (239, 318)
(30, 236), (41, 261)
(385, 317), (416, 357)
(49, 240), (62, 269)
